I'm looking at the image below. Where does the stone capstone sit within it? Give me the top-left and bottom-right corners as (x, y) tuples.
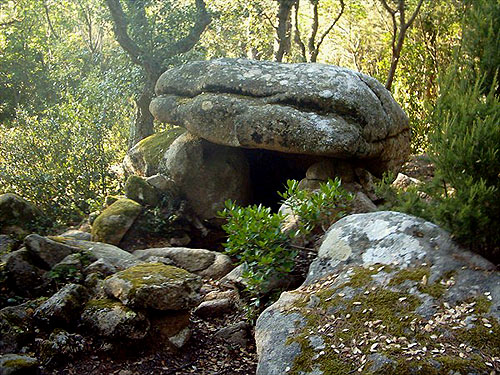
(103, 263), (202, 311)
(151, 58), (410, 174)
(255, 211), (500, 375)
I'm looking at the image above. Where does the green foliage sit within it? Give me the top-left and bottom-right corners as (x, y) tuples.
(219, 200), (293, 296)
(278, 178), (353, 236)
(429, 74), (500, 257)
(219, 178), (353, 315)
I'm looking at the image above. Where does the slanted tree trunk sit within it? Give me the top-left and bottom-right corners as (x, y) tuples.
(105, 0), (211, 149)
(380, 0), (425, 91)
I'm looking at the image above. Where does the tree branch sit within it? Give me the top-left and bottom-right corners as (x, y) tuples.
(406, 0), (424, 28)
(293, 0), (307, 62)
(315, 0), (345, 57)
(164, 0), (212, 59)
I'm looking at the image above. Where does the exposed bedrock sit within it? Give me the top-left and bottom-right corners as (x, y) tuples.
(150, 58), (410, 175)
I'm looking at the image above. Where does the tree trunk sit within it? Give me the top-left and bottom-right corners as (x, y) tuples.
(275, 0), (296, 62)
(128, 81), (155, 149)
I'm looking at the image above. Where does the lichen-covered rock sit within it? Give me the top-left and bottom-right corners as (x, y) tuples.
(123, 128), (185, 177)
(0, 354), (39, 375)
(151, 58), (410, 174)
(34, 283), (88, 326)
(24, 234), (80, 269)
(255, 211), (500, 375)
(49, 238), (138, 270)
(0, 302), (38, 354)
(104, 263), (202, 311)
(133, 247), (233, 279)
(0, 193), (42, 231)
(2, 249), (45, 297)
(91, 199), (142, 245)
(124, 175), (160, 207)
(39, 330), (86, 363)
(81, 299), (150, 339)
(159, 132), (251, 220)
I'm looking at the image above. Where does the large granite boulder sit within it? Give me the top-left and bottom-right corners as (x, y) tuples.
(255, 211), (500, 375)
(150, 58), (410, 174)
(159, 132), (251, 220)
(123, 128), (185, 177)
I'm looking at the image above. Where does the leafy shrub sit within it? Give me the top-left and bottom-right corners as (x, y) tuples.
(278, 178), (353, 237)
(218, 178), (353, 313)
(218, 201), (293, 298)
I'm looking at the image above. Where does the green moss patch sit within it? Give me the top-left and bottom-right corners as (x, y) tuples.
(135, 127), (185, 169)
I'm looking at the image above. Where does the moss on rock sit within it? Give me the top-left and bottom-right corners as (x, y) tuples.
(104, 263), (202, 311)
(124, 175), (160, 206)
(91, 198), (142, 245)
(124, 128), (185, 176)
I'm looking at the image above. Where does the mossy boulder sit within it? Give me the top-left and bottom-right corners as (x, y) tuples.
(124, 175), (160, 207)
(34, 283), (88, 326)
(81, 298), (150, 339)
(255, 212), (500, 375)
(104, 263), (202, 311)
(123, 128), (185, 177)
(0, 354), (39, 375)
(91, 198), (142, 245)
(0, 193), (42, 231)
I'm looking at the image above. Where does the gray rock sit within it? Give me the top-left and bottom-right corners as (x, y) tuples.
(350, 191), (377, 213)
(2, 249), (45, 296)
(52, 238), (138, 270)
(159, 132), (251, 220)
(151, 58), (410, 174)
(0, 354), (38, 375)
(51, 253), (84, 275)
(255, 211), (500, 375)
(104, 263), (202, 311)
(0, 303), (37, 354)
(194, 299), (234, 319)
(81, 299), (150, 339)
(145, 174), (176, 192)
(59, 230), (92, 241)
(392, 172), (421, 190)
(24, 234), (79, 269)
(34, 284), (88, 326)
(0, 193), (42, 230)
(148, 310), (191, 349)
(124, 175), (160, 207)
(39, 330), (86, 363)
(84, 258), (117, 276)
(215, 321), (250, 347)
(133, 247), (233, 279)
